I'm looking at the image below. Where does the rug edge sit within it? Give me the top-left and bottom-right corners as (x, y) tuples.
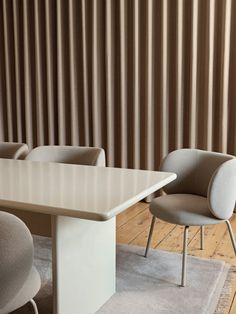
(207, 263), (230, 314)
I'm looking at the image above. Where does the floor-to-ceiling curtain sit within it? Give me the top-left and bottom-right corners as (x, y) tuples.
(0, 0), (235, 169)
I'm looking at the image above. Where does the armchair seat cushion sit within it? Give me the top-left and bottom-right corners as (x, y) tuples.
(150, 194), (223, 226)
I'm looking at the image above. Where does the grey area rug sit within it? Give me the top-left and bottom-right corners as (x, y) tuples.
(13, 236), (229, 314)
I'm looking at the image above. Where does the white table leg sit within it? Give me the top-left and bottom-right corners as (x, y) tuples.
(52, 216), (116, 314)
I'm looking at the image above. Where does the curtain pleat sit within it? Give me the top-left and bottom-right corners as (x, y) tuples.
(13, 0), (23, 142)
(132, 0), (140, 169)
(45, 0), (55, 145)
(3, 0), (14, 141)
(23, 0), (34, 146)
(81, 0), (90, 147)
(176, 0), (184, 150)
(57, 0), (66, 145)
(105, 0), (115, 166)
(229, 0), (236, 154)
(68, 0), (78, 146)
(0, 0), (235, 170)
(205, 0), (214, 151)
(219, 0), (231, 153)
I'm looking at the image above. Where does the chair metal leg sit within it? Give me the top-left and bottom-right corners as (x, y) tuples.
(144, 216), (156, 257)
(29, 299), (39, 314)
(200, 226), (204, 250)
(181, 226), (189, 287)
(225, 220), (236, 256)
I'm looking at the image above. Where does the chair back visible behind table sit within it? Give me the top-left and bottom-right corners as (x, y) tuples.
(25, 145), (105, 166)
(9, 145), (106, 237)
(0, 142), (28, 159)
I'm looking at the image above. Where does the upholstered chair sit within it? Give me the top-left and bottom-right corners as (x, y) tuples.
(0, 211), (41, 314)
(145, 149), (236, 287)
(0, 142), (28, 159)
(25, 145), (105, 166)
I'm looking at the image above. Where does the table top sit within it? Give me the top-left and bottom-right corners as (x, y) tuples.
(0, 159), (176, 221)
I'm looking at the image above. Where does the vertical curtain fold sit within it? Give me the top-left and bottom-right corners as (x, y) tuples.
(145, 0), (154, 170)
(133, 0), (140, 169)
(119, 0), (128, 168)
(176, 0), (184, 150)
(68, 0), (78, 146)
(57, 0), (67, 145)
(22, 0), (34, 146)
(81, 0), (90, 147)
(45, 0), (56, 145)
(219, 0), (231, 153)
(105, 0), (115, 166)
(3, 0), (14, 141)
(0, 0), (235, 170)
(13, 0), (23, 142)
(205, 0), (214, 151)
(228, 0), (236, 154)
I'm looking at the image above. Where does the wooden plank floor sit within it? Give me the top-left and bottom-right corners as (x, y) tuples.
(116, 202), (236, 314)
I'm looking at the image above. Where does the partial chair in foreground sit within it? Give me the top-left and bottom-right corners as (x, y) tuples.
(0, 142), (28, 159)
(145, 149), (236, 287)
(0, 212), (41, 314)
(25, 145), (105, 166)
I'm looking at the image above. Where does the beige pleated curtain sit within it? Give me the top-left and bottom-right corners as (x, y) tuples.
(0, 0), (235, 170)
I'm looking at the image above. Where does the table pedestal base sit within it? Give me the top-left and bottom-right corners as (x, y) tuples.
(52, 216), (116, 314)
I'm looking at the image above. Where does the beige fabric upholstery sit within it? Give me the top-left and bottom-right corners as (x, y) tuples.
(0, 212), (40, 314)
(147, 149), (236, 287)
(161, 149), (233, 197)
(208, 159), (236, 220)
(150, 194), (222, 226)
(25, 145), (106, 166)
(152, 149), (235, 225)
(0, 142), (29, 160)
(1, 267), (40, 314)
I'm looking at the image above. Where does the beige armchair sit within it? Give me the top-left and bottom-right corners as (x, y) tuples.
(0, 212), (41, 314)
(0, 142), (28, 159)
(25, 145), (105, 166)
(145, 149), (236, 287)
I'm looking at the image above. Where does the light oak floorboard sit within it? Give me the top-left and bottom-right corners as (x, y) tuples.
(230, 292), (236, 314)
(116, 209), (151, 244)
(117, 202), (236, 314)
(116, 202), (148, 229)
(131, 219), (176, 248)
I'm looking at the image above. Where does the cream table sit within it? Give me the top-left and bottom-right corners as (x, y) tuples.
(0, 158), (176, 314)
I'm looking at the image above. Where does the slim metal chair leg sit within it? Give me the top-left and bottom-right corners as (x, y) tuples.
(144, 216), (156, 257)
(200, 226), (204, 250)
(29, 299), (39, 314)
(181, 226), (189, 287)
(226, 220), (236, 256)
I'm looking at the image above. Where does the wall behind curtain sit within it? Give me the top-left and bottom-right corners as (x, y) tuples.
(0, 0), (235, 169)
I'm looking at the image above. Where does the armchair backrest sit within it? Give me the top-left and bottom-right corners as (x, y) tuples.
(0, 142), (28, 159)
(161, 149), (233, 197)
(0, 212), (33, 309)
(25, 145), (106, 166)
(208, 158), (236, 220)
